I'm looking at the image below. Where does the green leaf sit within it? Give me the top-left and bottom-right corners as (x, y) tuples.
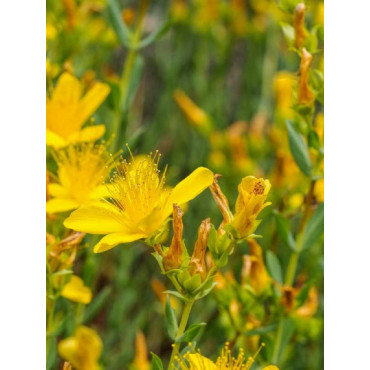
(278, 318), (295, 362)
(301, 203), (324, 251)
(165, 295), (178, 340)
(135, 20), (172, 50)
(280, 22), (294, 47)
(243, 323), (278, 336)
(266, 251), (283, 284)
(307, 130), (321, 150)
(275, 213), (296, 252)
(176, 323), (206, 343)
(295, 283), (311, 308)
(122, 55), (144, 111)
(286, 120), (313, 176)
(151, 352), (164, 370)
(106, 0), (132, 48)
(83, 286), (112, 323)
(163, 290), (188, 302)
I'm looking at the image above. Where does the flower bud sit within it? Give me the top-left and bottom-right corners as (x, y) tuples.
(210, 175), (233, 229)
(188, 218), (211, 281)
(293, 3), (307, 49)
(163, 204), (184, 271)
(298, 48), (315, 105)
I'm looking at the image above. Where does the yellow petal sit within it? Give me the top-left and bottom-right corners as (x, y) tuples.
(93, 232), (146, 253)
(52, 73), (82, 104)
(68, 124), (106, 144)
(166, 167), (213, 215)
(263, 366), (279, 370)
(89, 183), (115, 199)
(46, 129), (68, 148)
(61, 275), (92, 304)
(75, 82), (110, 127)
(64, 202), (127, 234)
(48, 184), (69, 198)
(187, 353), (217, 370)
(46, 198), (80, 214)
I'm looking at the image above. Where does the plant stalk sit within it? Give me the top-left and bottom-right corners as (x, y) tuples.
(168, 300), (194, 369)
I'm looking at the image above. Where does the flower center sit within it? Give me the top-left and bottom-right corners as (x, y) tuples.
(108, 151), (167, 223)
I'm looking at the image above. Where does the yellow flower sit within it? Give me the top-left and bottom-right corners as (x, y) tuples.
(46, 72), (110, 148)
(58, 326), (102, 370)
(61, 275), (92, 304)
(64, 152), (214, 253)
(46, 142), (115, 214)
(231, 177), (271, 239)
(176, 342), (279, 370)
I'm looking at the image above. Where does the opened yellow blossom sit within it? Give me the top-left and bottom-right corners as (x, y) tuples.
(61, 275), (92, 304)
(64, 152), (214, 253)
(46, 142), (115, 214)
(176, 342), (279, 370)
(46, 72), (110, 148)
(58, 325), (102, 370)
(231, 177), (271, 239)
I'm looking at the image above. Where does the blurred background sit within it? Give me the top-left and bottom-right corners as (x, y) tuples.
(46, 0), (324, 369)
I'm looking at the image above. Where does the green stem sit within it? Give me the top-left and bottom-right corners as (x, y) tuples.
(110, 0), (148, 152)
(272, 180), (316, 364)
(168, 300), (194, 370)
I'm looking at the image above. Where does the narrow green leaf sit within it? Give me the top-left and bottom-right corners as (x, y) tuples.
(244, 323), (278, 336)
(301, 203), (324, 251)
(295, 283), (311, 308)
(151, 352), (164, 370)
(163, 290), (187, 302)
(165, 295), (178, 340)
(278, 318), (295, 362)
(307, 130), (320, 150)
(275, 213), (297, 252)
(286, 120), (313, 176)
(106, 0), (132, 48)
(266, 251), (283, 284)
(83, 286), (112, 323)
(280, 22), (294, 47)
(135, 20), (172, 50)
(176, 323), (206, 343)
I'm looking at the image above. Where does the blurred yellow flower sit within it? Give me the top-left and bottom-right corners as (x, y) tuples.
(61, 275), (92, 304)
(46, 142), (115, 214)
(174, 89), (212, 135)
(58, 325), (102, 370)
(273, 72), (296, 118)
(231, 177), (271, 239)
(46, 72), (110, 148)
(133, 331), (149, 370)
(314, 178), (324, 203)
(242, 239), (271, 294)
(64, 152), (214, 253)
